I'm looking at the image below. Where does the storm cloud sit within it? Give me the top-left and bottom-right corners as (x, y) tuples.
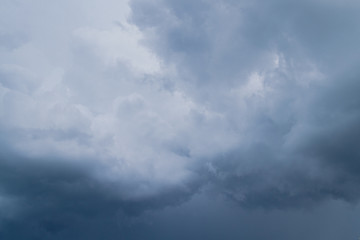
(0, 0), (360, 239)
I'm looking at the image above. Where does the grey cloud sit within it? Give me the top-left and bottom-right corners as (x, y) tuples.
(0, 33), (27, 50)
(0, 149), (200, 239)
(130, 0), (360, 209)
(1, 0), (360, 239)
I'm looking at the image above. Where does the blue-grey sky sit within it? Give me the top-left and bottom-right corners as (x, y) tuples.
(1, 0), (360, 239)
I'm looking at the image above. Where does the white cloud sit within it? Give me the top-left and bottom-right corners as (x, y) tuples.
(0, 0), (244, 198)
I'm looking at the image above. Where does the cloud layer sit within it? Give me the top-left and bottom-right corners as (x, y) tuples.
(1, 0), (360, 239)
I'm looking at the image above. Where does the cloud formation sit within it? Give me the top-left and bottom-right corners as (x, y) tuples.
(1, 0), (360, 239)
(130, 0), (360, 207)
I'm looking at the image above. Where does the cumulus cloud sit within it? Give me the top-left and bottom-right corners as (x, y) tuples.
(130, 0), (360, 208)
(1, 0), (360, 239)
(0, 0), (210, 197)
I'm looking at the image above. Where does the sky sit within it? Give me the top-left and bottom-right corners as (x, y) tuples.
(0, 0), (360, 239)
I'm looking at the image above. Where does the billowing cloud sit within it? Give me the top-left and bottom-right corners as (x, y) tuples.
(130, 0), (360, 208)
(1, 0), (360, 239)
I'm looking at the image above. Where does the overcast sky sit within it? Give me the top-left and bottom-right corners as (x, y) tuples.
(1, 0), (360, 239)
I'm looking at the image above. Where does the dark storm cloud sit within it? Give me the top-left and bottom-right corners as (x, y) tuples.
(0, 148), (200, 239)
(130, 0), (360, 209)
(1, 0), (360, 239)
